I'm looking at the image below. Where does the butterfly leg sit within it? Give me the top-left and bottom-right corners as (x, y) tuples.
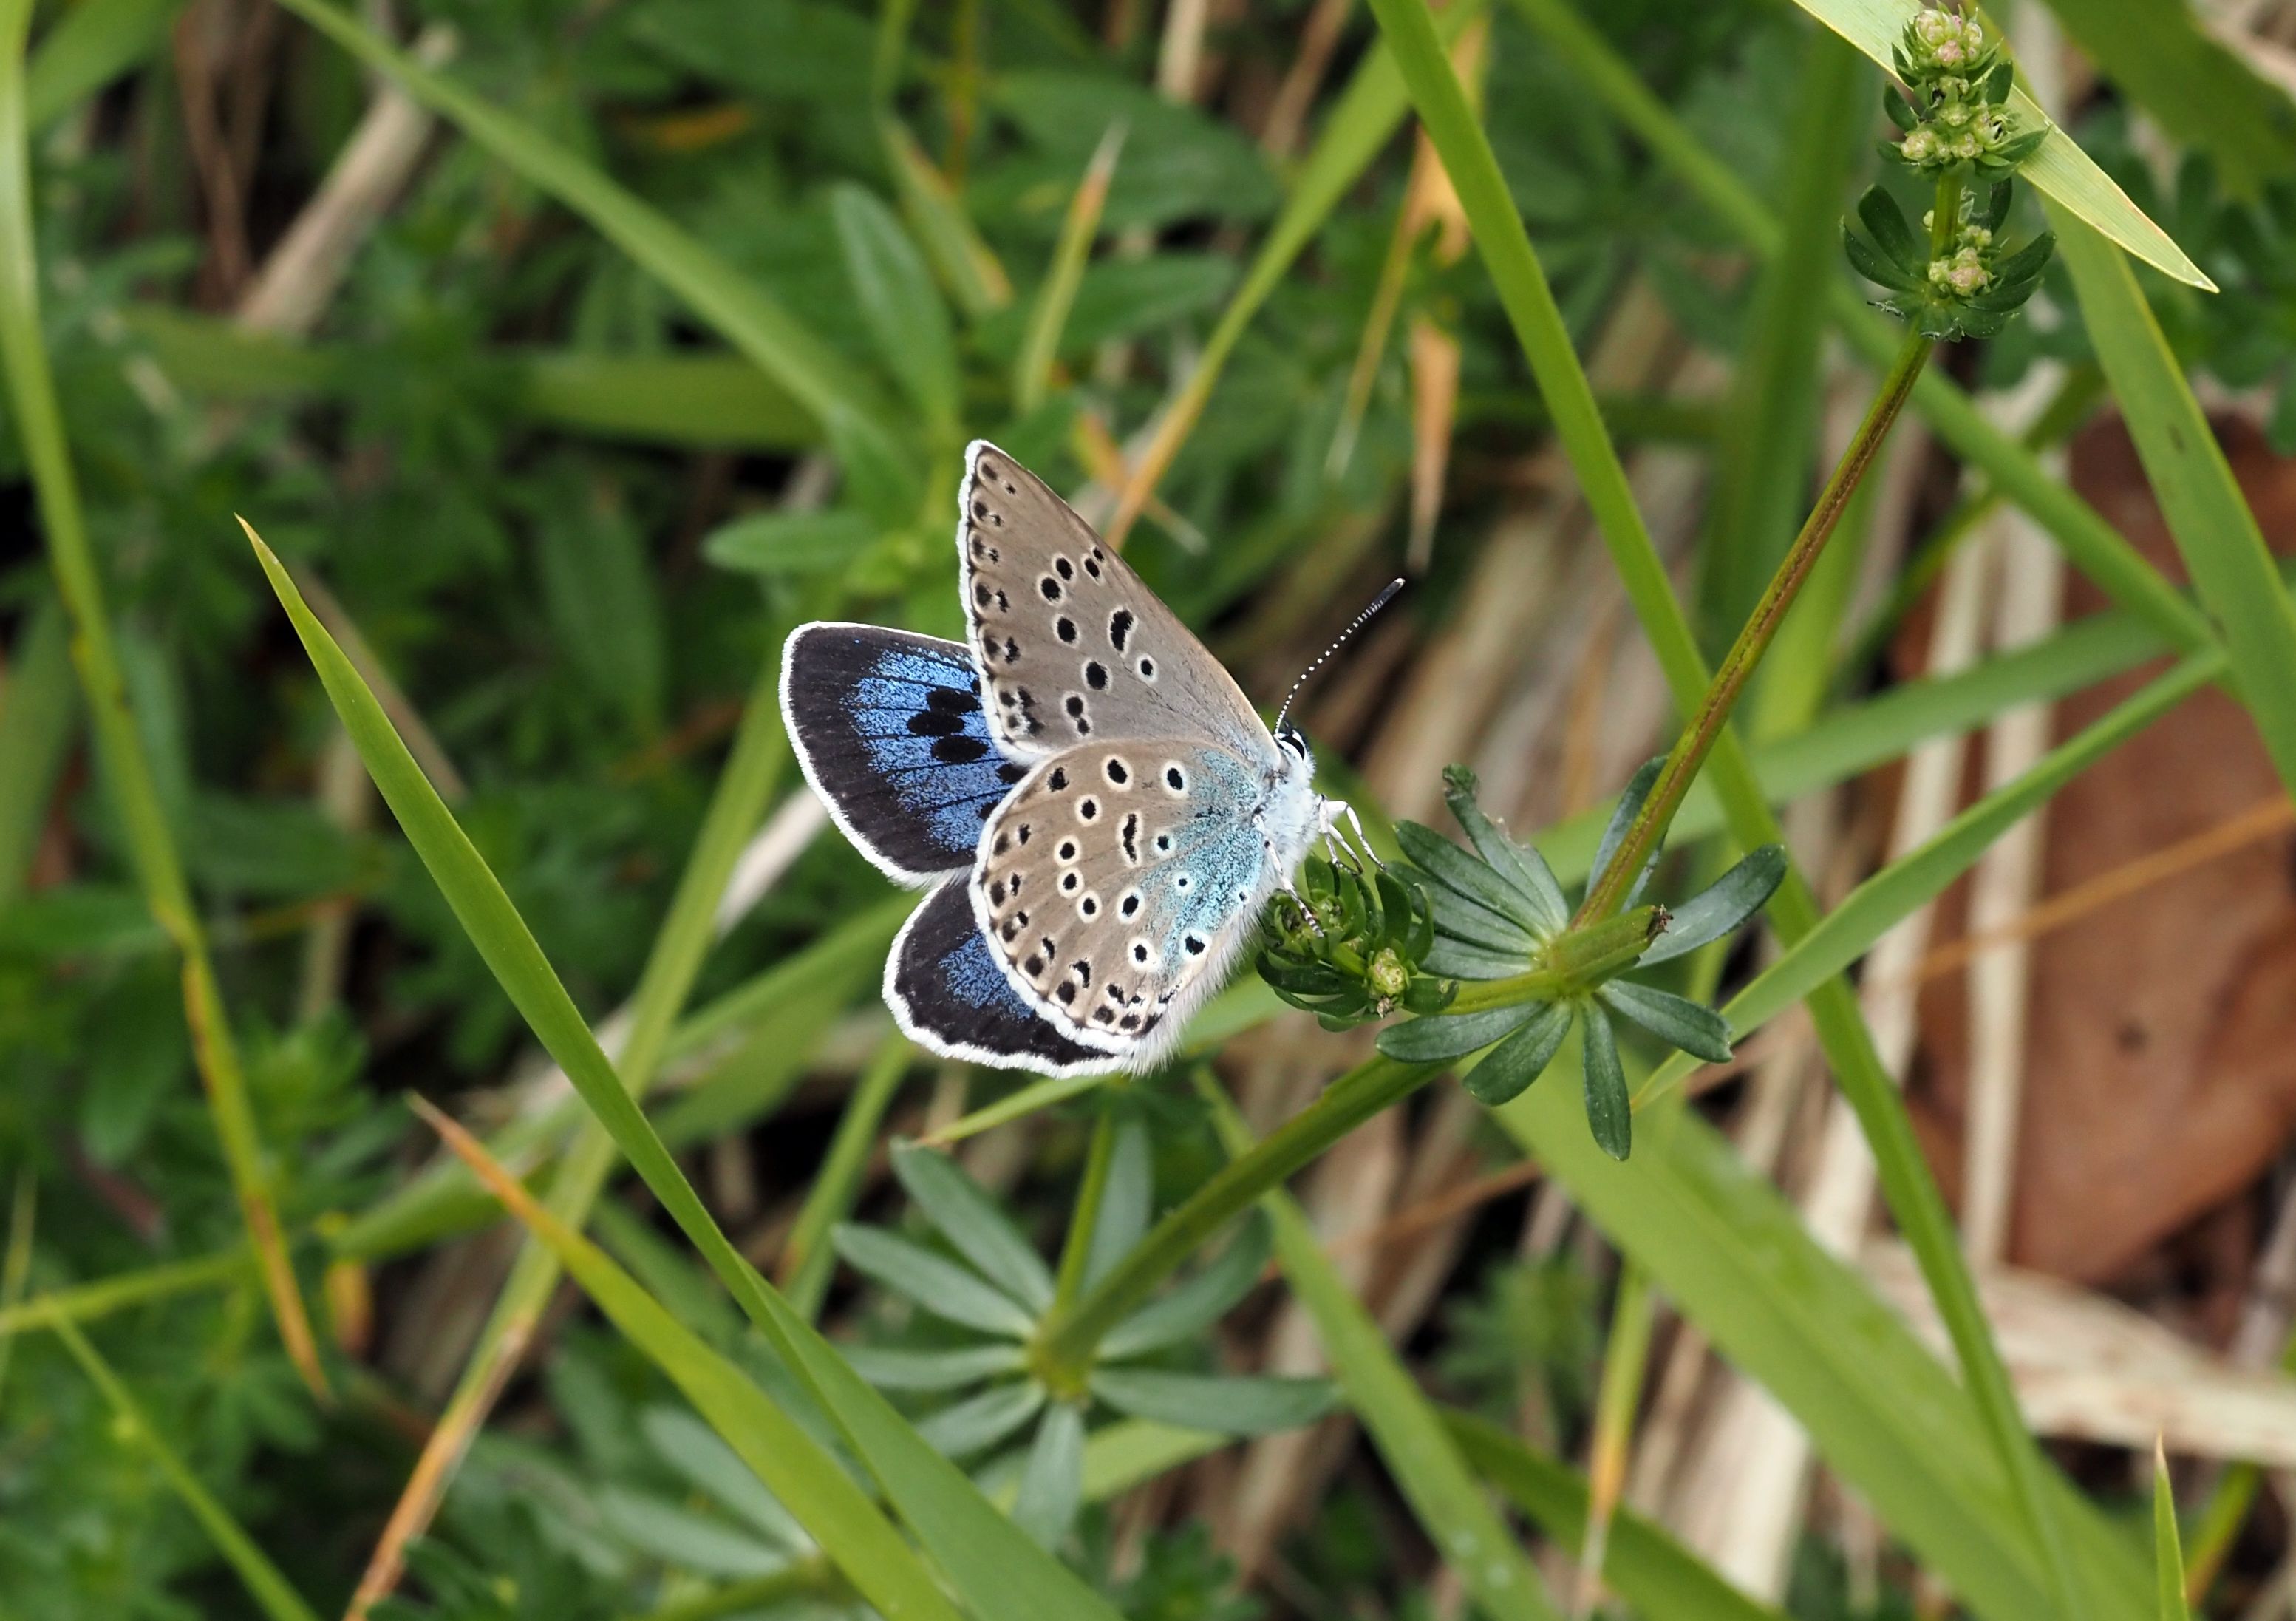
(1321, 797), (1386, 871)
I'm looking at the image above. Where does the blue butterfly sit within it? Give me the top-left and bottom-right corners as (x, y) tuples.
(783, 441), (1352, 1075)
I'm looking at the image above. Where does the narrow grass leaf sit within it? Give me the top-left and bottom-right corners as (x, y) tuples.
(50, 1316), (321, 1621)
(1100, 1214), (1271, 1359)
(0, 600), (74, 908)
(831, 183), (959, 442)
(24, 0), (172, 130)
(1015, 122), (1123, 415)
(782, 1036), (910, 1321)
(1088, 1368), (1335, 1435)
(2155, 1441), (2192, 1621)
(251, 529), (1122, 1621)
(2053, 211), (2296, 802)
(830, 1226), (1036, 1338)
(1203, 1081), (1561, 1621)
(412, 1101), (964, 1621)
(891, 1143), (1056, 1314)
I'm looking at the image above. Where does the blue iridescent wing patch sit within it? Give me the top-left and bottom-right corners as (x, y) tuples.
(782, 623), (1030, 884)
(886, 878), (1108, 1075)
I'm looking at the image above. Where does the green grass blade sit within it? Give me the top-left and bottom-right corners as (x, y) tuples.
(248, 531), (1127, 1621)
(48, 1316), (322, 1621)
(1488, 1081), (2149, 1620)
(0, 600), (75, 909)
(24, 0), (174, 131)
(0, 1246), (250, 1338)
(1700, 29), (1869, 643)
(831, 183), (960, 444)
(414, 1103), (965, 1621)
(0, 3), (327, 1399)
(2156, 1441), (2192, 1621)
(2053, 211), (2296, 801)
(1014, 121), (1123, 415)
(1443, 1409), (1784, 1621)
(270, 0), (909, 488)
(1200, 1077), (1561, 1621)
(1776, 0), (2210, 287)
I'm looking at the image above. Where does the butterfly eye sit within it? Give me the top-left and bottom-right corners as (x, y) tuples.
(1275, 723), (1311, 762)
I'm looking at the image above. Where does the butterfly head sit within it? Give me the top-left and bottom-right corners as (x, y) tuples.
(1273, 719), (1312, 769)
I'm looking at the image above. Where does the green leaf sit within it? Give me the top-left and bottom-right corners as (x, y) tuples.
(2156, 1443), (2191, 1621)
(1012, 1402), (1085, 1548)
(1587, 758), (1663, 900)
(831, 183), (959, 441)
(1100, 1214), (1271, 1359)
(1581, 1003), (1631, 1160)
(2053, 211), (2296, 806)
(412, 1109), (966, 1621)
(1376, 1000), (1543, 1063)
(1639, 845), (1785, 965)
(1394, 820), (1546, 939)
(1204, 1083), (1563, 1621)
(1856, 184), (1922, 274)
(830, 1226), (1038, 1338)
(1088, 1368), (1335, 1435)
(641, 1407), (807, 1549)
(1845, 221), (1922, 293)
(536, 492), (666, 736)
(1440, 766), (1567, 932)
(1774, 0), (2212, 288)
(891, 1143), (1056, 1314)
(1423, 935), (1531, 979)
(703, 510), (876, 577)
(1463, 1001), (1575, 1107)
(597, 1486), (788, 1579)
(840, 1342), (1026, 1392)
(916, 1383), (1047, 1460)
(24, 0), (172, 132)
(0, 600), (73, 910)
(1598, 982), (1732, 1064)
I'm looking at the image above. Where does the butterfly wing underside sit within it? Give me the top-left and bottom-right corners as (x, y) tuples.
(972, 739), (1278, 1061)
(780, 623), (1028, 885)
(958, 443), (1270, 761)
(886, 878), (1110, 1075)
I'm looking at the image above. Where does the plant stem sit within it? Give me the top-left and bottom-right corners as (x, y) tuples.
(1578, 321), (1934, 925)
(780, 1033), (911, 1323)
(1051, 1101), (1119, 1314)
(1032, 1057), (1437, 1375)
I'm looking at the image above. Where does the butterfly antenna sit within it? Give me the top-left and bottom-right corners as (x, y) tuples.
(1273, 577), (1405, 733)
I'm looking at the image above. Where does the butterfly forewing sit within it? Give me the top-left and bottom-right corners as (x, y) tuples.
(959, 443), (1269, 761)
(973, 739), (1277, 1061)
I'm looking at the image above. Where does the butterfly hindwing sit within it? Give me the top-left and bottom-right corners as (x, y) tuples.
(886, 877), (1111, 1075)
(781, 623), (1029, 885)
(972, 739), (1278, 1066)
(958, 442), (1271, 761)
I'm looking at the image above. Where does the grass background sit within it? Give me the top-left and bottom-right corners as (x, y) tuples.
(3, 0), (2296, 1616)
